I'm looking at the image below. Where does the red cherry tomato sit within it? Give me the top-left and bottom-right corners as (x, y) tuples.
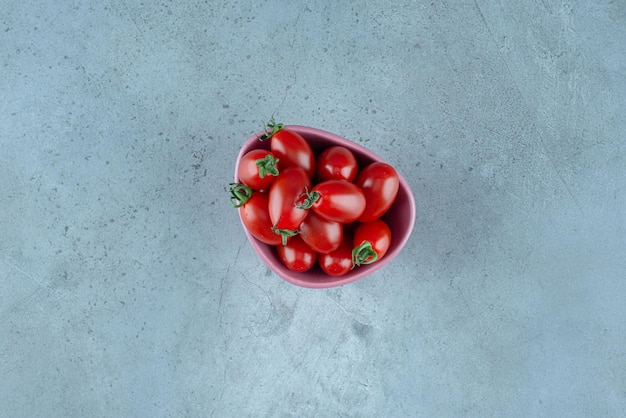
(318, 233), (353, 276)
(229, 184), (282, 245)
(316, 146), (358, 182)
(260, 119), (315, 178)
(298, 210), (343, 254)
(299, 179), (366, 223)
(268, 166), (311, 244)
(355, 162), (399, 222)
(240, 193), (283, 246)
(237, 149), (280, 190)
(352, 219), (391, 266)
(276, 235), (317, 272)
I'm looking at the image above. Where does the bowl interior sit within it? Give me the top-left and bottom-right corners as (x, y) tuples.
(234, 125), (416, 288)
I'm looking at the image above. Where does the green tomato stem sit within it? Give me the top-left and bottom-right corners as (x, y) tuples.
(352, 241), (378, 267)
(294, 189), (319, 210)
(257, 117), (284, 141)
(229, 183), (253, 208)
(271, 226), (298, 246)
(255, 154), (280, 178)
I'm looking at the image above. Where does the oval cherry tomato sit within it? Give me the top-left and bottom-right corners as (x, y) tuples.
(260, 119), (315, 177)
(355, 162), (399, 222)
(352, 219), (391, 266)
(299, 179), (366, 223)
(239, 193), (283, 246)
(298, 210), (343, 254)
(229, 184), (282, 245)
(276, 235), (317, 272)
(237, 149), (280, 190)
(318, 233), (353, 276)
(316, 146), (358, 182)
(268, 166), (311, 244)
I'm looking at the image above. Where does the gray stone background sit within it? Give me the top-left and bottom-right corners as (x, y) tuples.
(1, 1), (625, 416)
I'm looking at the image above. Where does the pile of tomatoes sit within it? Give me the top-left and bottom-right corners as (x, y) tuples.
(230, 120), (399, 277)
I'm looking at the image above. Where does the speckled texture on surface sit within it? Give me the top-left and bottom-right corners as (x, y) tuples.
(1, 1), (625, 417)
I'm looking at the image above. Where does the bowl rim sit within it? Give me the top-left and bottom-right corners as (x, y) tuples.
(235, 125), (416, 288)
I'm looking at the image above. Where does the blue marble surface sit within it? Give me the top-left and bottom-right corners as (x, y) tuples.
(1, 1), (625, 416)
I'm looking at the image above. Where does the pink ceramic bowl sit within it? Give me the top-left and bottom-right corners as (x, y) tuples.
(234, 125), (416, 288)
